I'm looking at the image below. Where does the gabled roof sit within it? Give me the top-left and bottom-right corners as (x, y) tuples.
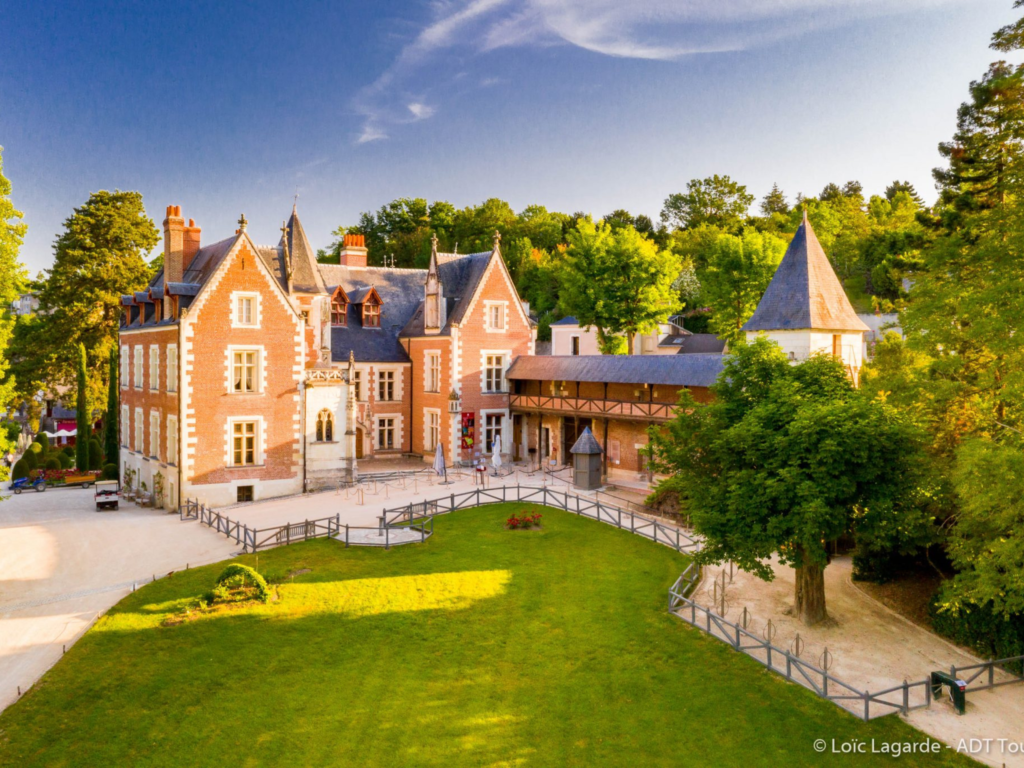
(399, 250), (493, 337)
(551, 316), (579, 326)
(506, 354), (725, 388)
(658, 333), (727, 355)
(742, 214), (870, 334)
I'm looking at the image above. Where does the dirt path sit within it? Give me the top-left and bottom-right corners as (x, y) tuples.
(704, 556), (1024, 767)
(0, 486), (235, 713)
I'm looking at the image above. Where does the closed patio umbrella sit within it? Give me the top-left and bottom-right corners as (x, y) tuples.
(433, 443), (451, 485)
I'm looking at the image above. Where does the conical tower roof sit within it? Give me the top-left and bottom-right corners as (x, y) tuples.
(281, 205), (327, 294)
(742, 213), (869, 333)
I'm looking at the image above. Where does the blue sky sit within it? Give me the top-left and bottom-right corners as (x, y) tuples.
(0, 0), (1017, 274)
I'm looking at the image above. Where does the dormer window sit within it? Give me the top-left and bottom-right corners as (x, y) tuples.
(331, 298), (347, 326)
(362, 299), (381, 327)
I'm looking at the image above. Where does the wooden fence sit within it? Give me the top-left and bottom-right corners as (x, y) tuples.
(379, 485), (702, 555)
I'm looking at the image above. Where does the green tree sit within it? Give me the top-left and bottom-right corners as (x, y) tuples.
(660, 175), (754, 232)
(650, 338), (926, 625)
(0, 147), (27, 485)
(760, 183), (789, 216)
(75, 343), (89, 471)
(558, 219), (681, 354)
(699, 230), (786, 343)
(104, 348), (119, 479)
(37, 191), (158, 406)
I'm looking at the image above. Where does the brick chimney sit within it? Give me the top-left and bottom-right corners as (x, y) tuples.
(338, 233), (368, 267)
(163, 205), (185, 283)
(163, 205), (184, 317)
(183, 218), (201, 272)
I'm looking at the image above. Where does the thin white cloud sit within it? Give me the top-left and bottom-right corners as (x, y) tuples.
(353, 0), (964, 143)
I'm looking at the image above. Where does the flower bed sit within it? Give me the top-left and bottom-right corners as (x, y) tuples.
(506, 511), (542, 530)
(38, 468), (101, 484)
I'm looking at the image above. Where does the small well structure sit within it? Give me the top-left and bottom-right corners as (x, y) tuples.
(570, 426), (603, 490)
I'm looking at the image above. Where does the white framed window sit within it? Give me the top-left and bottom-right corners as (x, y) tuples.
(232, 350), (259, 393)
(484, 301), (507, 332)
(121, 404), (129, 447)
(425, 409), (440, 452)
(231, 421), (258, 466)
(120, 346), (129, 389)
(167, 415), (178, 465)
(167, 345), (178, 392)
(134, 347), (143, 389)
(378, 370), (395, 401)
(483, 413), (504, 453)
(316, 409), (334, 442)
(377, 417), (396, 450)
(149, 411), (160, 459)
(232, 292), (260, 328)
(149, 346), (159, 392)
(425, 352), (441, 393)
(484, 354), (506, 393)
(134, 407), (143, 453)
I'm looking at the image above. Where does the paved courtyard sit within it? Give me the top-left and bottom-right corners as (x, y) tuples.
(0, 485), (235, 713)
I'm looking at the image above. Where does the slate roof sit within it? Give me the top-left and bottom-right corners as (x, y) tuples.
(399, 250), (493, 337)
(570, 426), (603, 455)
(506, 354), (725, 388)
(551, 316), (579, 326)
(281, 208), (326, 294)
(318, 265), (428, 363)
(742, 215), (870, 333)
(658, 333), (727, 354)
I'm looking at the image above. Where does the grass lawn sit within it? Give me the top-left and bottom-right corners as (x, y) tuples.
(0, 504), (973, 767)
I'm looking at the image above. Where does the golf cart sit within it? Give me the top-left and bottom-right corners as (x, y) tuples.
(94, 479), (120, 511)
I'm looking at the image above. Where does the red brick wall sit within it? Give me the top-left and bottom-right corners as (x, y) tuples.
(183, 240), (303, 487)
(453, 258), (533, 462)
(120, 327), (179, 461)
(405, 339), (453, 456)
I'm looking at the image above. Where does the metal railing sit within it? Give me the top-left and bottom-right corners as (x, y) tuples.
(951, 656), (1024, 693)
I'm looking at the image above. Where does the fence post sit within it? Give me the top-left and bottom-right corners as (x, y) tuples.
(785, 651), (792, 679)
(863, 691), (870, 721)
(450, 493), (455, 511)
(385, 525), (390, 550)
(346, 524), (350, 548)
(902, 680), (908, 714)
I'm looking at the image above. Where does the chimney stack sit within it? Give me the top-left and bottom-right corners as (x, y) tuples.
(183, 217), (201, 273)
(338, 233), (368, 267)
(163, 205), (185, 283)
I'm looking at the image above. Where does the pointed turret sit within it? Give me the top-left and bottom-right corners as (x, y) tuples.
(424, 232), (445, 334)
(280, 206), (327, 295)
(742, 214), (869, 334)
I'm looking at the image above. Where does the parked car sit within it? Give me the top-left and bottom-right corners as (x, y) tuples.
(10, 475), (46, 494)
(94, 479), (120, 511)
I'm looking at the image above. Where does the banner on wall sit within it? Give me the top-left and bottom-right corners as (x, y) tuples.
(460, 411), (475, 450)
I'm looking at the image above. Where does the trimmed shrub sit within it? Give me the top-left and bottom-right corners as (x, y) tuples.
(11, 459), (29, 481)
(63, 446), (75, 457)
(213, 563), (270, 603)
(930, 591), (1024, 675)
(88, 438), (103, 471)
(34, 433), (50, 451)
(101, 463), (118, 481)
(44, 457), (61, 471)
(2, 421), (21, 443)
(58, 452), (72, 469)
(22, 449), (37, 470)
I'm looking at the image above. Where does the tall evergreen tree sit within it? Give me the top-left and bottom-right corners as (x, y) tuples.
(104, 348), (119, 479)
(75, 343), (89, 471)
(37, 191), (158, 406)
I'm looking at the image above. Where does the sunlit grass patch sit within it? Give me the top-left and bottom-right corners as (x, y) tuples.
(0, 504), (969, 767)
